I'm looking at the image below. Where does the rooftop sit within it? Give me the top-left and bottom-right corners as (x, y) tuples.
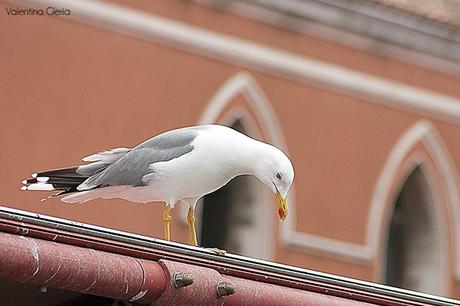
(194, 0), (460, 66)
(372, 0), (460, 28)
(0, 205), (457, 305)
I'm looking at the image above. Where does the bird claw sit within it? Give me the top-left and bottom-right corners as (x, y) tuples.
(205, 247), (227, 255)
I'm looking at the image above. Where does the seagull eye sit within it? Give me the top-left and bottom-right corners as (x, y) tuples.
(276, 173), (282, 180)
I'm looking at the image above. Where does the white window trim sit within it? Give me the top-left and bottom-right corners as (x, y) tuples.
(369, 120), (460, 281)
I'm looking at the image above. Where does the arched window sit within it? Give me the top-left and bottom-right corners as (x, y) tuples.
(384, 166), (444, 294)
(192, 72), (290, 260)
(199, 119), (271, 259)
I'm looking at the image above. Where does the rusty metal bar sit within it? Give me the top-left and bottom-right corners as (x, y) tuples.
(0, 231), (377, 306)
(0, 231), (165, 304)
(156, 259), (376, 306)
(0, 205), (458, 305)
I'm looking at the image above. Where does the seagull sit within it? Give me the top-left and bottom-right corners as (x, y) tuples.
(21, 125), (294, 247)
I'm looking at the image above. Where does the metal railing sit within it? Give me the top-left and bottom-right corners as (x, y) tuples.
(0, 204), (458, 306)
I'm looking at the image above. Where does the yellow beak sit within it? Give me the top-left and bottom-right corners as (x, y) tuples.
(275, 190), (288, 221)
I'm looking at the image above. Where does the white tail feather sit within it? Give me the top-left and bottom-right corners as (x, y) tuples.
(61, 186), (130, 204)
(23, 183), (55, 191)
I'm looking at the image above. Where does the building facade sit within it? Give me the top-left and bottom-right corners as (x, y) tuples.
(2, 0), (460, 298)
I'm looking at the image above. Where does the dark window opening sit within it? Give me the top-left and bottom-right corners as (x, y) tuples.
(384, 166), (444, 294)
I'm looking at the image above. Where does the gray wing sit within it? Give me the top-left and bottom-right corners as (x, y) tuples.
(77, 127), (204, 190)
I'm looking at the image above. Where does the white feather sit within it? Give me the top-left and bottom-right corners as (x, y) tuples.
(62, 186), (131, 204)
(24, 183), (54, 191)
(82, 147), (130, 163)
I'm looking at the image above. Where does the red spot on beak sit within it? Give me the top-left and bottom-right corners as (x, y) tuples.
(278, 208), (286, 221)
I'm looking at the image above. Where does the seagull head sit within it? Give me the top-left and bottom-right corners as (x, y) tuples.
(254, 144), (294, 222)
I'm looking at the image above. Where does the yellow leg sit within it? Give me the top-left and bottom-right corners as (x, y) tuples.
(187, 207), (198, 246)
(163, 206), (172, 241)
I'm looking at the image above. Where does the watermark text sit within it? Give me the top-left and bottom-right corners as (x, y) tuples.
(5, 7), (71, 16)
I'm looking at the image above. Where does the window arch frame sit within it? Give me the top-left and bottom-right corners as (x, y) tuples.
(368, 120), (459, 287)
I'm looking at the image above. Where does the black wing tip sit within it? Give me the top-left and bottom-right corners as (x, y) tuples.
(22, 167), (89, 191)
(37, 167), (85, 178)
